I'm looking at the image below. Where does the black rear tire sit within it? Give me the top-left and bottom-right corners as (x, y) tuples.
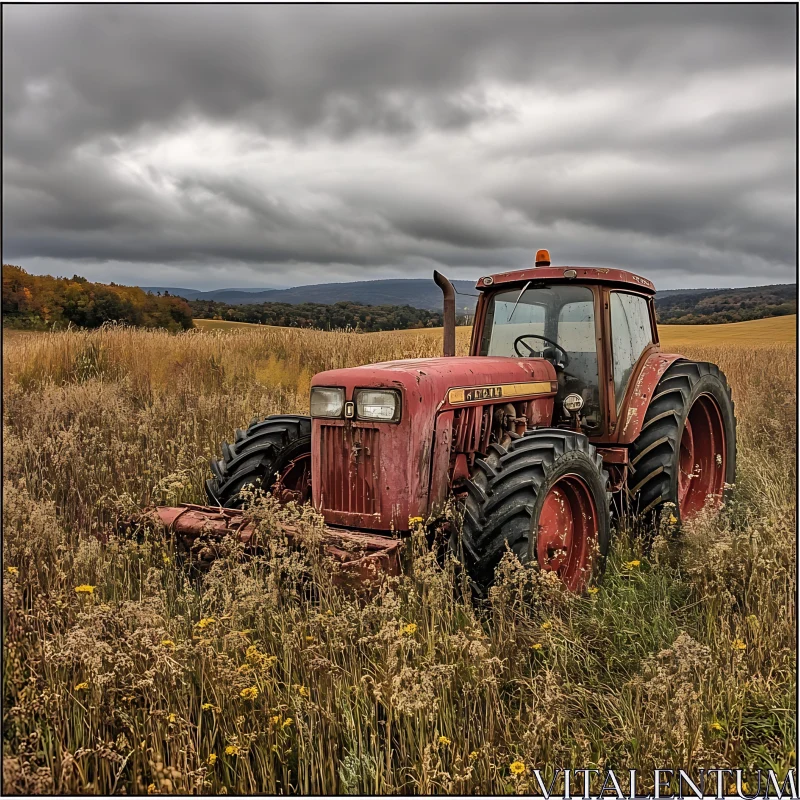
(453, 429), (610, 593)
(206, 415), (311, 509)
(627, 359), (736, 523)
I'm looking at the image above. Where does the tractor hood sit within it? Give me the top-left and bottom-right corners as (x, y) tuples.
(310, 357), (557, 532)
(311, 356), (557, 410)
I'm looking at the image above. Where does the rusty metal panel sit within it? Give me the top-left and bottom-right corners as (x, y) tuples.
(474, 266), (656, 295)
(319, 423), (381, 517)
(428, 410), (453, 514)
(615, 352), (684, 444)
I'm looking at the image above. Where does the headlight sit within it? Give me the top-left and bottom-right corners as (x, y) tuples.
(356, 389), (401, 422)
(310, 387), (344, 418)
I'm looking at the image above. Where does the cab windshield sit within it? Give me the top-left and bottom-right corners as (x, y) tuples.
(479, 284), (601, 430)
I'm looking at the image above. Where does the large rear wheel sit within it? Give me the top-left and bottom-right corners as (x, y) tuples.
(206, 415), (312, 509)
(453, 429), (611, 593)
(628, 360), (736, 523)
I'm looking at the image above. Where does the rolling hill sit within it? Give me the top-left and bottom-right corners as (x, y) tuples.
(142, 279), (479, 313)
(142, 279), (795, 323)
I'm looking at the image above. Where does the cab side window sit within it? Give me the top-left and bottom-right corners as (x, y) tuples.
(610, 293), (653, 410)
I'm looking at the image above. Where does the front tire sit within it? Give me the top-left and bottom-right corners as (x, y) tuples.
(454, 429), (611, 593)
(206, 415), (312, 509)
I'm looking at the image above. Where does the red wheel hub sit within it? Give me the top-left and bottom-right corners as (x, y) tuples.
(535, 475), (598, 592)
(677, 394), (726, 519)
(273, 453), (312, 505)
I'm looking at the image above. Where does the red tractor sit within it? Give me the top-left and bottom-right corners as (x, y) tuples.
(198, 251), (736, 593)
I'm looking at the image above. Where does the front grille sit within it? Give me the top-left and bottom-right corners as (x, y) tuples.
(319, 424), (381, 516)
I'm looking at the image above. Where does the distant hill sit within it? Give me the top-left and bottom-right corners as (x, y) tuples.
(141, 286), (276, 301)
(141, 278), (795, 324)
(654, 284), (796, 324)
(142, 279), (479, 313)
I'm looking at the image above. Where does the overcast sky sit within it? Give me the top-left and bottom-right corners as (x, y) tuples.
(3, 4), (797, 290)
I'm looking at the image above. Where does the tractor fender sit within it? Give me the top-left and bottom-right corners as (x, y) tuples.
(616, 352), (684, 445)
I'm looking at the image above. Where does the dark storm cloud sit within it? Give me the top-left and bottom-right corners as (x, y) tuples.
(2, 4), (796, 289)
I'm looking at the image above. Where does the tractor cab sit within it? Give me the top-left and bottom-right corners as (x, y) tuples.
(469, 250), (659, 442)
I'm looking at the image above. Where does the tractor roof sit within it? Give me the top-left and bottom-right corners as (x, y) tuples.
(475, 266), (656, 295)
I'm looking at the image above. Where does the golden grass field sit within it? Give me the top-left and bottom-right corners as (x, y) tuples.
(2, 320), (796, 794)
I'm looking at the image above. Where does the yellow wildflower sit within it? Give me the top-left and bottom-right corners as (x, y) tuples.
(74, 681), (89, 691)
(587, 586), (599, 595)
(408, 516), (424, 526)
(531, 643), (543, 651)
(161, 639), (175, 648)
(510, 760), (526, 776)
(540, 621), (552, 631)
(147, 783), (156, 794)
(168, 713), (176, 723)
(271, 715), (281, 725)
(294, 684), (309, 697)
(746, 614), (758, 625)
(325, 609), (334, 616)
(225, 744), (240, 756)
(669, 515), (678, 525)
(282, 717), (293, 729)
(201, 703), (214, 711)
(6, 566), (18, 575)
(732, 639), (747, 651)
(710, 721), (723, 732)
(237, 664), (252, 674)
(74, 584), (95, 594)
(438, 735), (451, 746)
(240, 686), (258, 700)
(195, 617), (216, 630)
(401, 622), (418, 636)
(469, 751), (479, 760)
(207, 754), (217, 766)
(624, 560), (641, 569)
(305, 635), (314, 642)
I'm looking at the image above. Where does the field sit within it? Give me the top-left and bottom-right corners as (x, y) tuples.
(2, 321), (796, 794)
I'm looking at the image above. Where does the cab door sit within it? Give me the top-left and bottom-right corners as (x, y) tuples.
(608, 291), (656, 416)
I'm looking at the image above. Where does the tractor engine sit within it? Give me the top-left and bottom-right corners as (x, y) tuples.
(309, 357), (557, 531)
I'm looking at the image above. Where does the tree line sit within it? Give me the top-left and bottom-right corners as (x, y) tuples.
(189, 299), (453, 331)
(2, 265), (194, 331)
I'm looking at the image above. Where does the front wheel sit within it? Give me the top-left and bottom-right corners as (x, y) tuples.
(206, 415), (312, 509)
(454, 429), (611, 593)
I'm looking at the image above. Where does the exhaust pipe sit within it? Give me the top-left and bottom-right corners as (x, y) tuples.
(433, 270), (456, 357)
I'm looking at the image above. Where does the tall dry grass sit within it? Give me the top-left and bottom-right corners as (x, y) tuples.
(2, 325), (796, 794)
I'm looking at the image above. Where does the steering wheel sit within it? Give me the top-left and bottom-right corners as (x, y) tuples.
(513, 334), (570, 367)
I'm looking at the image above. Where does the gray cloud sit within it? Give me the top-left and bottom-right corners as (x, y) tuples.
(2, 4), (796, 290)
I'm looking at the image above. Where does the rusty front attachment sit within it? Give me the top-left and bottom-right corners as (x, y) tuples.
(142, 504), (403, 591)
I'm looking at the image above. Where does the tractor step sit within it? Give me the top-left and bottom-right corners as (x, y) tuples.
(144, 503), (402, 589)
